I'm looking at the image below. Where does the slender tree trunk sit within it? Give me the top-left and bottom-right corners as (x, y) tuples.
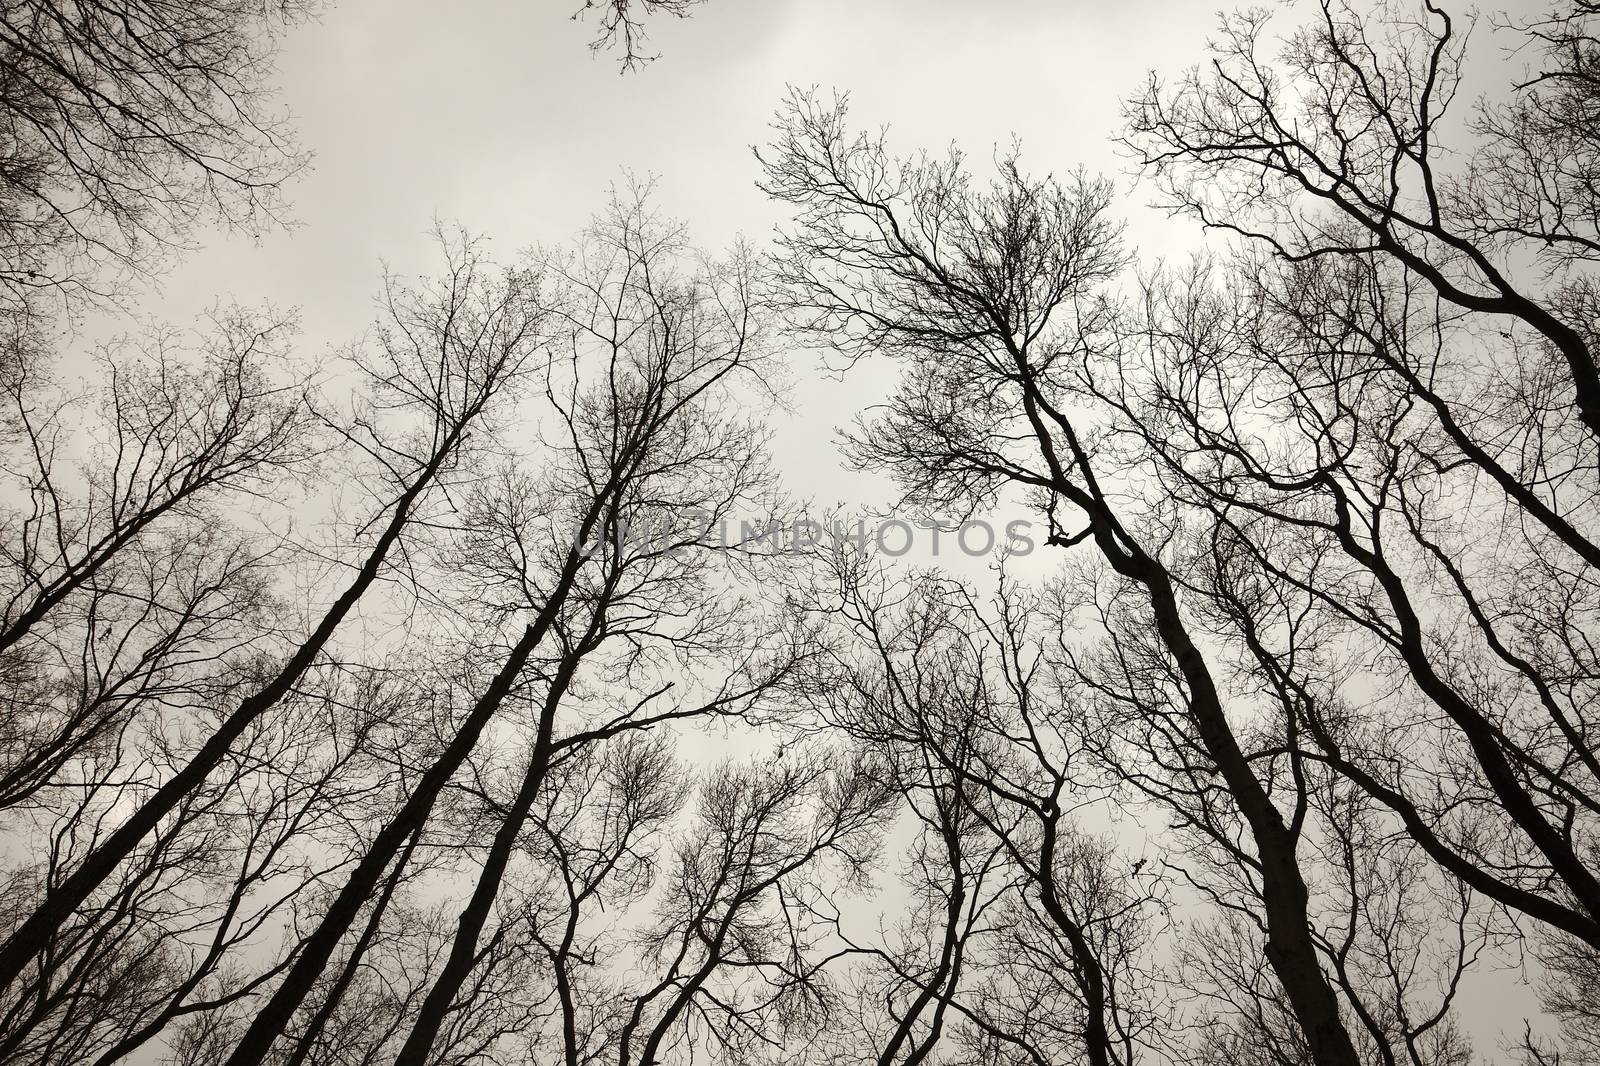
(220, 486), (617, 1066)
(877, 816), (964, 1066)
(1034, 802), (1114, 1066)
(391, 629), (593, 1066)
(1331, 497), (1600, 921)
(1139, 566), (1358, 1066)
(1020, 372), (1362, 1066)
(280, 827), (422, 1066)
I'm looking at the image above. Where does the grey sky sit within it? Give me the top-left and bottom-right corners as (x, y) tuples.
(132, 0), (1545, 508)
(133, 0), (1237, 501)
(52, 0), (1568, 1056)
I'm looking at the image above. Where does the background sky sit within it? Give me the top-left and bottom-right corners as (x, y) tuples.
(128, 0), (1543, 505)
(127, 0), (1250, 508)
(99, 1), (1556, 1046)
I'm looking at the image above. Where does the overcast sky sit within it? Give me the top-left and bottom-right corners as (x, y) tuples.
(89, 0), (1559, 1049)
(124, 0), (1546, 517)
(101, 0), (1527, 510)
(122, 0), (1242, 504)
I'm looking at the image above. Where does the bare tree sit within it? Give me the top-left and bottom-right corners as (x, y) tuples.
(216, 191), (784, 1066)
(1102, 239), (1600, 941)
(0, 0), (322, 315)
(759, 91), (1365, 1066)
(0, 228), (546, 1002)
(573, 0), (707, 70)
(510, 731), (688, 1066)
(615, 749), (892, 1066)
(0, 658), (441, 1065)
(9, 1), (1600, 1061)
(788, 542), (1165, 1066)
(1125, 0), (1600, 451)
(0, 309), (308, 658)
(1116, 2), (1600, 1040)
